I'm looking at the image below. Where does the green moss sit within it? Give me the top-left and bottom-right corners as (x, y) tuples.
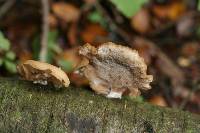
(0, 77), (199, 133)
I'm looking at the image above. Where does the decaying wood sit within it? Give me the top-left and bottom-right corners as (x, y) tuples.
(0, 78), (199, 132)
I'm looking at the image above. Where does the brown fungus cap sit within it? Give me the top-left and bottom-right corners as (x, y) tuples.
(79, 42), (153, 98)
(17, 60), (70, 88)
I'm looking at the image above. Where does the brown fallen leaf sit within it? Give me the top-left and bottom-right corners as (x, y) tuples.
(67, 22), (78, 46)
(84, 0), (96, 5)
(80, 23), (108, 46)
(131, 8), (152, 34)
(52, 2), (80, 23)
(69, 72), (89, 87)
(181, 42), (199, 57)
(78, 42), (153, 98)
(152, 1), (186, 21)
(18, 50), (32, 63)
(17, 60), (70, 88)
(149, 95), (167, 107)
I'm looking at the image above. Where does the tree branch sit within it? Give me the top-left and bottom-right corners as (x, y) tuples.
(0, 77), (199, 132)
(0, 0), (15, 19)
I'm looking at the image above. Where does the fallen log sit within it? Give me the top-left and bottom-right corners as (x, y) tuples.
(0, 77), (199, 133)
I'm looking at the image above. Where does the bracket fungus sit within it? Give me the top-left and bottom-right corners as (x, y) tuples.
(78, 42), (153, 98)
(17, 60), (70, 88)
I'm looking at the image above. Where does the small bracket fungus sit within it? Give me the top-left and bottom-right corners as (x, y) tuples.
(17, 60), (70, 88)
(78, 42), (153, 98)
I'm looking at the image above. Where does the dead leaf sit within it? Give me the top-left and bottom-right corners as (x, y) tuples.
(152, 1), (186, 21)
(52, 2), (80, 23)
(149, 95), (167, 107)
(81, 23), (108, 46)
(67, 23), (78, 46)
(18, 50), (32, 63)
(84, 0), (96, 5)
(69, 72), (89, 86)
(131, 8), (152, 34)
(181, 42), (199, 57)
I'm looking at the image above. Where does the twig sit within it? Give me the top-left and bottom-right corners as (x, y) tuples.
(179, 82), (200, 110)
(39, 0), (49, 62)
(94, 2), (131, 42)
(0, 0), (15, 19)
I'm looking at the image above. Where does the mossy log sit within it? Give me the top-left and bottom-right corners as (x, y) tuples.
(0, 78), (199, 133)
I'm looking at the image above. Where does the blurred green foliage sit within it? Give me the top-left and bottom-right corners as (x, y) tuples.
(32, 30), (62, 63)
(197, 26), (200, 37)
(110, 0), (147, 18)
(88, 10), (107, 27)
(124, 95), (144, 102)
(57, 59), (73, 72)
(32, 30), (73, 72)
(0, 32), (17, 73)
(0, 33), (10, 51)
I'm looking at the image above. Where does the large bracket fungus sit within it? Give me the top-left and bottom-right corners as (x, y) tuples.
(78, 42), (153, 98)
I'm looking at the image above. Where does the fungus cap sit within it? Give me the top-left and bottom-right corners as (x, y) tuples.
(17, 60), (70, 88)
(79, 42), (153, 98)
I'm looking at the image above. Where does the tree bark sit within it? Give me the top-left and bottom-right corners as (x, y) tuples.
(0, 77), (199, 133)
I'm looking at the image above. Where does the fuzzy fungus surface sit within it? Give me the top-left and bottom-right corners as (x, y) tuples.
(17, 60), (70, 88)
(78, 42), (153, 98)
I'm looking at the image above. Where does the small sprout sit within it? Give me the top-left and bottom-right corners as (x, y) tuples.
(79, 42), (153, 98)
(17, 60), (70, 88)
